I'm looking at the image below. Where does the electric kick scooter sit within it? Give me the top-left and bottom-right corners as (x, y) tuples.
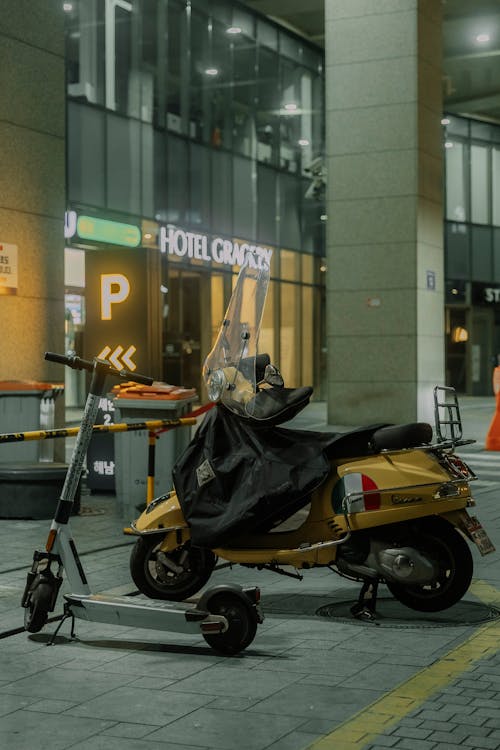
(21, 353), (263, 655)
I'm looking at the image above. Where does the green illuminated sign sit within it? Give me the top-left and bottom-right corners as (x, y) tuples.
(76, 216), (141, 247)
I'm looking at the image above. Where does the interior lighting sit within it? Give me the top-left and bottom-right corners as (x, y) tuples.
(320, 264), (327, 273)
(227, 26), (242, 34)
(451, 288), (459, 295)
(444, 141), (454, 149)
(205, 68), (219, 76)
(144, 233), (152, 240)
(284, 103), (298, 112)
(441, 117), (450, 125)
(320, 214), (328, 221)
(63, 2), (73, 10)
(160, 285), (169, 294)
(451, 326), (468, 343)
(476, 33), (490, 43)
(298, 138), (310, 146)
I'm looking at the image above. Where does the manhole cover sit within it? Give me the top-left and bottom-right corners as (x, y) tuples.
(78, 505), (106, 516)
(316, 598), (500, 628)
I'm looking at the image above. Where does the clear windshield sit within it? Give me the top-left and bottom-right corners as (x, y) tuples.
(203, 262), (270, 416)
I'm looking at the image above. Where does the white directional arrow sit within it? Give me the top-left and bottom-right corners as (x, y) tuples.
(97, 344), (137, 371)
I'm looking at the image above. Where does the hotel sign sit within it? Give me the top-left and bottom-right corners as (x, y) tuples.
(0, 242), (18, 295)
(159, 225), (273, 269)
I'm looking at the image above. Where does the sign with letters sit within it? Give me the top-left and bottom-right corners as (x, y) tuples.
(0, 242), (18, 295)
(84, 249), (149, 372)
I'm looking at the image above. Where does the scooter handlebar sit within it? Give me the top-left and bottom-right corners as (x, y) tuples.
(44, 352), (154, 385)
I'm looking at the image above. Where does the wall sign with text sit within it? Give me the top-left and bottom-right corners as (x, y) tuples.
(0, 242), (18, 295)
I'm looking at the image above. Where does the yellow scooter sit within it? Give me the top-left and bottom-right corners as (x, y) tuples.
(129, 263), (495, 619)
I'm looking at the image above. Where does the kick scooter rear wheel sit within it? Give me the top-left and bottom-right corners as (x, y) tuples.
(202, 590), (258, 655)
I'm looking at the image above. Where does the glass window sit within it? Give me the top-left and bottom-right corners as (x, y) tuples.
(471, 144), (489, 224)
(301, 254), (314, 284)
(302, 286), (314, 386)
(492, 148), (500, 227)
(280, 59), (300, 173)
(259, 279), (275, 364)
(141, 123), (154, 217)
(471, 226), (492, 281)
(166, 134), (188, 223)
(280, 172), (302, 250)
(211, 150), (232, 236)
(445, 141), (467, 222)
(233, 156), (255, 239)
(166, 0), (189, 134)
(106, 113), (141, 214)
(257, 165), (277, 245)
(189, 142), (211, 228)
(153, 131), (168, 222)
(280, 282), (299, 386)
(280, 250), (299, 281)
(190, 10), (211, 143)
(67, 102), (105, 206)
(493, 229), (500, 282)
(445, 222), (470, 280)
(209, 19), (233, 150)
(445, 116), (469, 137)
(232, 33), (257, 158)
(257, 47), (280, 166)
(257, 18), (278, 50)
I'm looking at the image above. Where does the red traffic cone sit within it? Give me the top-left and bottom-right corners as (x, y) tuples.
(485, 367), (500, 450)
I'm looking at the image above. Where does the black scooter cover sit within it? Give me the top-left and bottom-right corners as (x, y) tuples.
(172, 405), (334, 548)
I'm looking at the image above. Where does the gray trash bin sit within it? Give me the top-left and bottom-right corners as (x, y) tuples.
(0, 381), (64, 462)
(113, 386), (197, 523)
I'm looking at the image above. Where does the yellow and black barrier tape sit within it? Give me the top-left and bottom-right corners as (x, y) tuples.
(0, 417), (197, 444)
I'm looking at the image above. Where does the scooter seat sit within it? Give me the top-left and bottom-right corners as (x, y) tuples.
(370, 422), (433, 452)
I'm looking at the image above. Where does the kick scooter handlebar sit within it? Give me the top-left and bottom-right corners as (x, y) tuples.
(44, 352), (154, 386)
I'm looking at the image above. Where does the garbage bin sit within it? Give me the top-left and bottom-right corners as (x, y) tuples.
(0, 381), (64, 462)
(112, 382), (197, 523)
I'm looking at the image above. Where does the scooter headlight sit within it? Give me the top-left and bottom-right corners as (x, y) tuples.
(207, 369), (227, 402)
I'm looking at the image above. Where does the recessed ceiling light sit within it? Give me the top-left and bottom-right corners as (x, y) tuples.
(227, 26), (242, 34)
(63, 2), (73, 10)
(441, 117), (450, 125)
(476, 33), (490, 43)
(284, 103), (298, 111)
(205, 68), (219, 76)
(444, 141), (454, 149)
(298, 138), (310, 146)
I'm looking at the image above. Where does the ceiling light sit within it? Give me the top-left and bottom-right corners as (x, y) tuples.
(320, 215), (327, 221)
(444, 141), (453, 149)
(63, 2), (73, 10)
(227, 26), (242, 34)
(441, 117), (450, 125)
(476, 33), (490, 43)
(205, 68), (219, 76)
(284, 103), (298, 111)
(144, 233), (152, 240)
(298, 138), (310, 146)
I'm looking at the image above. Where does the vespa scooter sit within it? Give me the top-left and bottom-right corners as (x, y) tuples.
(129, 263), (495, 619)
(21, 353), (263, 654)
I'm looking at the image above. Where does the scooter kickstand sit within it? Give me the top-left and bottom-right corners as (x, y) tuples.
(350, 578), (379, 622)
(47, 604), (77, 646)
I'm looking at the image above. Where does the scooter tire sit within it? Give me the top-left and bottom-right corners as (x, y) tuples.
(386, 517), (473, 613)
(130, 536), (216, 601)
(202, 591), (257, 655)
(24, 581), (53, 633)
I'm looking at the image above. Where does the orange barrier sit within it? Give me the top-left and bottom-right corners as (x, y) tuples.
(485, 366), (500, 450)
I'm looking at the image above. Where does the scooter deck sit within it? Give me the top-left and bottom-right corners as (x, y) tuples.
(65, 593), (225, 634)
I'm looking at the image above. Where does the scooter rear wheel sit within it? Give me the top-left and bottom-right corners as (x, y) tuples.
(202, 592), (257, 655)
(386, 517), (473, 612)
(24, 580), (53, 633)
(130, 536), (216, 601)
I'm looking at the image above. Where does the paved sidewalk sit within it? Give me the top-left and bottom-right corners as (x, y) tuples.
(0, 396), (499, 749)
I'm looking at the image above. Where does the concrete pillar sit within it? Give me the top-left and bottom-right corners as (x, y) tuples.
(0, 1), (66, 382)
(325, 0), (444, 425)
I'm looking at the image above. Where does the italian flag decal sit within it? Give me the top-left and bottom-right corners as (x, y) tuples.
(333, 473), (381, 513)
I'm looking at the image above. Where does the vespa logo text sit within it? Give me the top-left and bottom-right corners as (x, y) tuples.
(391, 494), (423, 506)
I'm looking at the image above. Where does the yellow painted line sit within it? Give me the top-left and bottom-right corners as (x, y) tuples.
(304, 580), (500, 750)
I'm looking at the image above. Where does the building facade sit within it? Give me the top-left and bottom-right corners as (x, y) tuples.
(63, 0), (326, 401)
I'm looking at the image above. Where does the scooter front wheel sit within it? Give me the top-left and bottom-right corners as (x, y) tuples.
(24, 580), (53, 633)
(202, 591), (257, 655)
(130, 536), (216, 601)
(386, 517), (473, 612)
